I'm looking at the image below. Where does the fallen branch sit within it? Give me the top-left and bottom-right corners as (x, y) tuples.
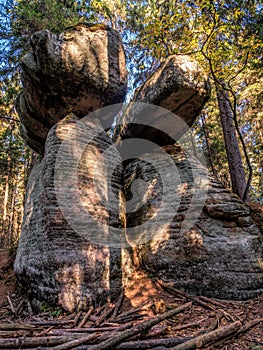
(237, 318), (263, 335)
(0, 335), (80, 348)
(205, 311), (224, 333)
(87, 302), (192, 350)
(198, 296), (229, 308)
(204, 318), (263, 349)
(115, 302), (152, 323)
(29, 320), (74, 326)
(156, 279), (215, 311)
(170, 321), (241, 349)
(172, 318), (207, 331)
(111, 291), (124, 320)
(7, 295), (16, 315)
(52, 334), (100, 350)
(0, 323), (41, 331)
(78, 307), (94, 328)
(57, 324), (133, 333)
(114, 337), (194, 349)
(95, 304), (114, 326)
(74, 311), (82, 327)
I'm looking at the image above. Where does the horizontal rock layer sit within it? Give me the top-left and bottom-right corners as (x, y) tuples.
(14, 114), (124, 312)
(123, 144), (263, 299)
(16, 25), (127, 153)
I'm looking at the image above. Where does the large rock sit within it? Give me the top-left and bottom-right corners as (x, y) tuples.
(114, 55), (210, 145)
(123, 144), (263, 299)
(14, 114), (124, 312)
(16, 25), (127, 153)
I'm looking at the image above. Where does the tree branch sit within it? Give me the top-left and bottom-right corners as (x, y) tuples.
(0, 115), (20, 123)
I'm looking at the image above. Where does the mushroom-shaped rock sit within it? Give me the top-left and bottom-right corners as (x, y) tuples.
(123, 144), (263, 299)
(14, 114), (124, 312)
(114, 55), (210, 145)
(16, 25), (127, 153)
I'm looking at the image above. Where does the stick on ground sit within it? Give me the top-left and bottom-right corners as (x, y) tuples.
(170, 321), (241, 350)
(87, 302), (192, 350)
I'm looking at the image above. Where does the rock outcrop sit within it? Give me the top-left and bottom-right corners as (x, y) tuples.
(114, 55), (210, 145)
(16, 25), (127, 153)
(14, 114), (123, 311)
(14, 25), (263, 311)
(123, 144), (263, 299)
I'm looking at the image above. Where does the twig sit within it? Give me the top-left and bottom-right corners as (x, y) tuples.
(0, 323), (41, 331)
(198, 296), (228, 308)
(87, 302), (192, 350)
(115, 337), (194, 349)
(7, 295), (15, 315)
(74, 311), (82, 327)
(52, 334), (100, 350)
(0, 116), (20, 123)
(16, 299), (25, 315)
(172, 318), (207, 331)
(0, 335), (79, 348)
(95, 304), (114, 326)
(27, 300), (33, 317)
(205, 311), (224, 333)
(111, 291), (124, 319)
(237, 318), (263, 335)
(94, 305), (106, 316)
(115, 302), (152, 322)
(156, 279), (215, 311)
(57, 323), (133, 333)
(170, 321), (241, 349)
(78, 306), (94, 328)
(205, 318), (263, 349)
(30, 320), (74, 326)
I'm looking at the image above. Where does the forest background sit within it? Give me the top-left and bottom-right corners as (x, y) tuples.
(0, 0), (262, 248)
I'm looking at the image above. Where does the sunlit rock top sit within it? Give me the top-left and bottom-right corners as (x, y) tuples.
(16, 24), (127, 153)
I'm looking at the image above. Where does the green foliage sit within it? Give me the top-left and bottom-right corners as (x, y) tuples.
(40, 302), (63, 317)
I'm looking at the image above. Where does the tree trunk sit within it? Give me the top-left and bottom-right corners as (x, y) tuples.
(200, 113), (217, 179)
(1, 151), (11, 247)
(216, 85), (246, 199)
(7, 183), (16, 247)
(255, 119), (263, 193)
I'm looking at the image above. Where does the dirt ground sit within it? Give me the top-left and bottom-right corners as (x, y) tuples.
(0, 248), (262, 349)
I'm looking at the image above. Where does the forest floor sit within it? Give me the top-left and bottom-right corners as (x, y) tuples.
(0, 248), (262, 349)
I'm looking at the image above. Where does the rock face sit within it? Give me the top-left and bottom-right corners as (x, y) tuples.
(123, 144), (263, 299)
(15, 24), (263, 311)
(114, 55), (210, 145)
(14, 114), (123, 312)
(16, 25), (127, 153)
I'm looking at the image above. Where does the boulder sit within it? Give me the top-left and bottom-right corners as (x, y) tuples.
(114, 55), (210, 145)
(123, 144), (263, 299)
(16, 25), (128, 153)
(14, 114), (124, 312)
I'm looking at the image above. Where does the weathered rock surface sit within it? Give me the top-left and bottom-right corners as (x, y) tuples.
(15, 26), (263, 309)
(123, 144), (263, 299)
(16, 25), (127, 153)
(14, 114), (124, 312)
(114, 55), (210, 145)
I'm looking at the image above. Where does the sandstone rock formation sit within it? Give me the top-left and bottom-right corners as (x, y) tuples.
(114, 55), (210, 145)
(16, 25), (127, 153)
(123, 144), (263, 299)
(14, 25), (263, 311)
(14, 114), (123, 311)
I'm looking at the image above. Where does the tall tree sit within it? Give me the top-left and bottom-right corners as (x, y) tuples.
(123, 0), (262, 200)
